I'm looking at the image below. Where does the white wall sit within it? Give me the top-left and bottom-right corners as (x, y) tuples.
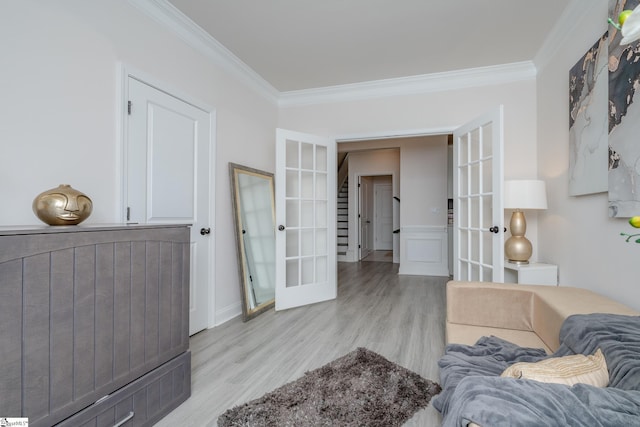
(400, 136), (447, 226)
(536, 2), (640, 311)
(399, 136), (449, 276)
(0, 1), (278, 324)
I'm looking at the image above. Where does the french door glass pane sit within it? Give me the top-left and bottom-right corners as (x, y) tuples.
(460, 134), (469, 165)
(483, 231), (493, 265)
(286, 200), (299, 227)
(459, 198), (468, 226)
(316, 229), (327, 254)
(470, 163), (480, 194)
(471, 264), (480, 281)
(470, 129), (480, 162)
(316, 173), (327, 199)
(301, 229), (314, 256)
(470, 198), (479, 229)
(316, 201), (327, 227)
(286, 259), (298, 287)
(460, 229), (469, 259)
(471, 230), (479, 262)
(286, 170), (299, 197)
(316, 146), (327, 171)
(316, 256), (327, 282)
(460, 166), (469, 196)
(286, 230), (299, 257)
(301, 201), (314, 227)
(302, 257), (314, 284)
(283, 134), (331, 289)
(482, 195), (492, 229)
(301, 143), (314, 169)
(301, 172), (313, 198)
(483, 158), (493, 192)
(482, 123), (493, 158)
(286, 140), (298, 168)
(482, 268), (493, 281)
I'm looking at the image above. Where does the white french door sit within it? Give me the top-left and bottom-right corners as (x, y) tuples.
(275, 129), (337, 310)
(453, 106), (504, 282)
(126, 77), (214, 335)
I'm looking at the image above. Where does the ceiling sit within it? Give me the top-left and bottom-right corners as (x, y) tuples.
(167, 0), (574, 92)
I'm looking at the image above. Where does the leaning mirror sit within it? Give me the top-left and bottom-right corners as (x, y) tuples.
(229, 163), (276, 321)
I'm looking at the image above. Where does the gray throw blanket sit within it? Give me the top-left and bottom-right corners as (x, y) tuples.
(433, 314), (640, 427)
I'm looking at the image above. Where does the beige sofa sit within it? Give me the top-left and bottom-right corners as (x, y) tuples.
(446, 280), (639, 354)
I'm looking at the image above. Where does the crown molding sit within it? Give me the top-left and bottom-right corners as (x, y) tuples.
(128, 0), (279, 104)
(129, 0), (538, 109)
(534, 0), (602, 71)
(278, 62), (537, 107)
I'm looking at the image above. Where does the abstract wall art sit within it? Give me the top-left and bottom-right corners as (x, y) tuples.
(568, 32), (609, 196)
(609, 0), (640, 217)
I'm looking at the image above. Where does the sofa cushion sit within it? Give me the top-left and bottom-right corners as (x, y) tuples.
(446, 281), (535, 331)
(500, 348), (608, 387)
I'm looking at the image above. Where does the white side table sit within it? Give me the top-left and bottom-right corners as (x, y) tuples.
(504, 262), (558, 286)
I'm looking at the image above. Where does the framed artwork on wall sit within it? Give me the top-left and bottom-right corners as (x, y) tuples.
(568, 32), (609, 196)
(609, 0), (640, 217)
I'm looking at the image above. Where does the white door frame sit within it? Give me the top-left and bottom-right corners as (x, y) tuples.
(118, 64), (217, 329)
(338, 129), (455, 265)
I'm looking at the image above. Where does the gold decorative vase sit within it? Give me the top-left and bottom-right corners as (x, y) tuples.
(33, 184), (93, 226)
(504, 209), (532, 264)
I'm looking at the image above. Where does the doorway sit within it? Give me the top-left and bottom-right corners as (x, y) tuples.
(337, 135), (449, 272)
(359, 175), (393, 261)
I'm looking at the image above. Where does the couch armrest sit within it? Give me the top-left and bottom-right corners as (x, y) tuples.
(532, 285), (639, 351)
(446, 281), (535, 331)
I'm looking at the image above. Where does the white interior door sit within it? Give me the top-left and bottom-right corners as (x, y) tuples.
(374, 182), (393, 250)
(275, 129), (337, 310)
(126, 77), (213, 335)
(453, 106), (504, 282)
(359, 176), (373, 260)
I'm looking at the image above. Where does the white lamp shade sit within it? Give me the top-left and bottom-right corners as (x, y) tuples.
(504, 180), (548, 210)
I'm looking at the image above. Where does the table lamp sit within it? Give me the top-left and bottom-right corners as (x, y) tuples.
(503, 180), (548, 264)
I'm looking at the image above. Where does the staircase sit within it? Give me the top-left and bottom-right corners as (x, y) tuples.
(337, 178), (349, 257)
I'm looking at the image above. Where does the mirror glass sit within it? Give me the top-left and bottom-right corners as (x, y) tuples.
(229, 163), (276, 321)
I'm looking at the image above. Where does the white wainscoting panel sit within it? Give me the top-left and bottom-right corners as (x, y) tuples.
(399, 226), (449, 276)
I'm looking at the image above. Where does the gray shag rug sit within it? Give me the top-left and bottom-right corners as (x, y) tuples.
(217, 347), (441, 426)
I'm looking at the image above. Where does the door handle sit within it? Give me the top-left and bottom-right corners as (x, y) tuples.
(278, 225), (285, 231)
(200, 227), (211, 235)
(488, 226), (506, 234)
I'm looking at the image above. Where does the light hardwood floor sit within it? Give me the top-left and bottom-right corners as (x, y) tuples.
(156, 261), (447, 426)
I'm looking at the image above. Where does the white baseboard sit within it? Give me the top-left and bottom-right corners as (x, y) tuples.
(399, 226), (449, 276)
(214, 302), (242, 327)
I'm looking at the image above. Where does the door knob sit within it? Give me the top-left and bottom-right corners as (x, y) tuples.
(200, 227), (211, 235)
(278, 225), (285, 231)
(489, 226), (499, 234)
